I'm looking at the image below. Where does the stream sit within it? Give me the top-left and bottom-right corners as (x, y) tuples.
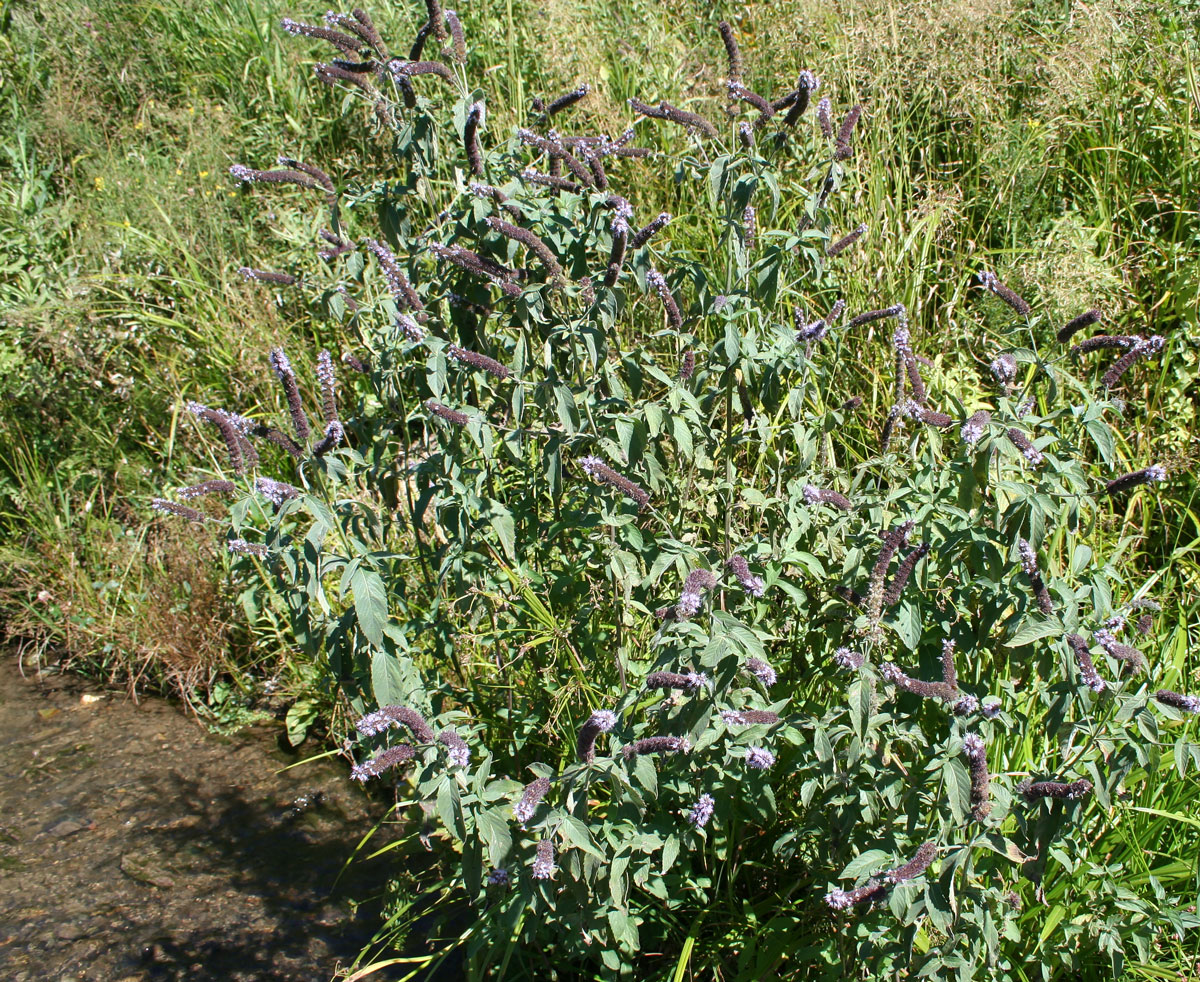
(0, 657), (400, 981)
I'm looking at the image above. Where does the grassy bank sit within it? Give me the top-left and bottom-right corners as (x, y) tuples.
(3, 0), (1200, 976)
(3, 0), (1196, 705)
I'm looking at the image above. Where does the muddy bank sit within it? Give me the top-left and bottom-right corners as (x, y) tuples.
(0, 657), (401, 981)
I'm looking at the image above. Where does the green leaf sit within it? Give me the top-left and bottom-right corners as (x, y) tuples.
(1004, 616), (1062, 648)
(813, 727), (833, 763)
(370, 647), (420, 709)
(349, 563), (389, 650)
(633, 755), (658, 798)
(284, 699), (317, 747)
(981, 833), (1032, 864)
(560, 815), (605, 859)
(437, 778), (466, 841)
(661, 833), (680, 874)
(943, 756), (971, 822)
(478, 807), (512, 867)
(610, 854), (630, 907)
(841, 849), (889, 879)
(488, 501), (517, 561)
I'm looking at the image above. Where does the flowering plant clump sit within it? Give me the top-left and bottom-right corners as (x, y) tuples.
(150, 5), (1198, 978)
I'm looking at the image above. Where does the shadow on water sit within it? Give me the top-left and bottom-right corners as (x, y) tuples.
(0, 657), (412, 981)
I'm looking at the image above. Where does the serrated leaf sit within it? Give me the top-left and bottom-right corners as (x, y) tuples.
(1004, 616), (1062, 648)
(943, 756), (971, 822)
(560, 815), (605, 859)
(813, 727), (833, 763)
(841, 848), (890, 879)
(349, 564), (388, 650)
(478, 808), (512, 867)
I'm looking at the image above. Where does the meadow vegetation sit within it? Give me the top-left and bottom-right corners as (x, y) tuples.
(2, 0), (1200, 977)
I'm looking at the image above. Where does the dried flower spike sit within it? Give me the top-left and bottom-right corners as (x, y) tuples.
(847, 303), (905, 328)
(726, 555), (765, 597)
(1066, 634), (1106, 693)
(962, 733), (992, 821)
(177, 479), (236, 500)
(1017, 538), (1055, 614)
(239, 267), (297, 286)
(865, 520), (914, 626)
(545, 84), (589, 116)
(645, 671), (708, 692)
(803, 485), (853, 511)
(631, 212), (671, 249)
(1102, 335), (1164, 388)
(817, 97), (832, 139)
(879, 663), (958, 706)
(720, 709), (780, 727)
(717, 21), (741, 79)
(315, 350), (338, 424)
(884, 842), (937, 884)
(426, 399), (469, 427)
(881, 541), (930, 607)
(646, 268), (683, 331)
(1156, 689), (1200, 714)
(531, 838), (556, 880)
(1019, 779), (1093, 802)
(150, 499), (207, 524)
(622, 736), (690, 760)
(1105, 465), (1166, 496)
(515, 776), (552, 824)
(1057, 308), (1101, 343)
(269, 347), (311, 443)
(1094, 628), (1145, 673)
(978, 270), (1030, 318)
(825, 879), (887, 911)
(350, 744), (416, 782)
(464, 101), (485, 176)
(679, 349), (696, 381)
(827, 223), (867, 257)
(365, 238), (424, 310)
(447, 344), (511, 380)
(579, 455), (650, 510)
(1006, 427), (1043, 467)
(577, 709), (618, 763)
(486, 217), (563, 281)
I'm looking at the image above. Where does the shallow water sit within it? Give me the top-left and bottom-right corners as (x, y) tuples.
(0, 658), (398, 981)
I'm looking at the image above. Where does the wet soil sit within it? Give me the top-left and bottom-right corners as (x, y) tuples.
(0, 658), (399, 981)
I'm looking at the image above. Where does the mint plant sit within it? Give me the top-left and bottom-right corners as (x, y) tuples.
(153, 6), (1197, 977)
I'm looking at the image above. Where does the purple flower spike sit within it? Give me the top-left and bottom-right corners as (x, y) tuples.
(689, 793), (715, 828)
